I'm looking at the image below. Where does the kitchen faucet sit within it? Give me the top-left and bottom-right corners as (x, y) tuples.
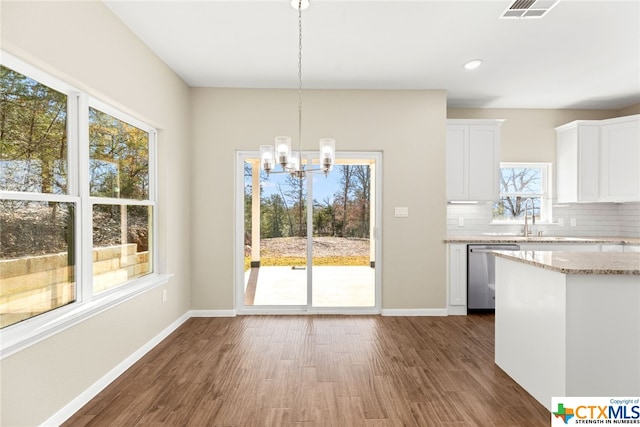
(523, 198), (535, 237)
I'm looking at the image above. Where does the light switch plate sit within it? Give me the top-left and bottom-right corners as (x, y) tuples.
(394, 207), (409, 218)
(458, 217), (464, 227)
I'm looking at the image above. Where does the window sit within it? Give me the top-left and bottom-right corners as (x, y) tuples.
(89, 106), (154, 293)
(0, 53), (158, 333)
(492, 163), (551, 223)
(0, 64), (77, 328)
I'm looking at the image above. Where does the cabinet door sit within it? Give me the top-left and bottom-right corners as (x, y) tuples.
(556, 126), (579, 203)
(468, 125), (499, 200)
(600, 118), (640, 202)
(577, 126), (600, 201)
(446, 126), (467, 200)
(448, 244), (467, 306)
(556, 124), (598, 203)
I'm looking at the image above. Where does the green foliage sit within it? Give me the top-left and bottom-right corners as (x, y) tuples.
(89, 108), (149, 200)
(0, 65), (152, 259)
(260, 193), (289, 238)
(284, 173), (306, 237)
(0, 65), (68, 194)
(245, 164), (371, 241)
(313, 198), (336, 236)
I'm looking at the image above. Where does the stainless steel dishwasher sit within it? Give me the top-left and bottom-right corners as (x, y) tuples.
(467, 244), (520, 313)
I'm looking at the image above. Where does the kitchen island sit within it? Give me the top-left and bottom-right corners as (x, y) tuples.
(493, 250), (640, 411)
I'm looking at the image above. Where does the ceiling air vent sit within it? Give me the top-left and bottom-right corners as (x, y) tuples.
(501, 0), (560, 19)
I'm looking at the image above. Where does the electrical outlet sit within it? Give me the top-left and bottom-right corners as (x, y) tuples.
(394, 207), (409, 218)
(162, 289), (167, 303)
(458, 217), (464, 227)
(558, 218), (564, 227)
(570, 218), (577, 227)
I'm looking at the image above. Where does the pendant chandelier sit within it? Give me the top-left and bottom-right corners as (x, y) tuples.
(260, 0), (335, 178)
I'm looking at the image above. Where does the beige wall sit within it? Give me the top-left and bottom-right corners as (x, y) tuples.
(618, 103), (640, 116)
(1, 1), (191, 425)
(190, 88), (448, 311)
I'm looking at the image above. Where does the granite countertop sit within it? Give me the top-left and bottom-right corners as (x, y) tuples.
(444, 235), (640, 245)
(493, 250), (640, 275)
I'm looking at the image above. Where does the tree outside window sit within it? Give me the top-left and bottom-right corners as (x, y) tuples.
(492, 163), (551, 222)
(0, 65), (75, 328)
(89, 106), (154, 293)
(0, 60), (157, 329)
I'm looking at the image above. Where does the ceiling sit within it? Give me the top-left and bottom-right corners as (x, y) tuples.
(104, 0), (640, 110)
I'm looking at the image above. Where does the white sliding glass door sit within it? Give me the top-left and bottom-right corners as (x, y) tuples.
(236, 151), (381, 313)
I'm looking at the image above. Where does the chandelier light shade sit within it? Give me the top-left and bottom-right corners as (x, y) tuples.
(288, 151), (301, 171)
(260, 144), (274, 172)
(275, 136), (292, 168)
(260, 0), (336, 178)
(319, 138), (335, 172)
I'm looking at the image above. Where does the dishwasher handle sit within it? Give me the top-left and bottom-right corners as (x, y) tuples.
(468, 246), (520, 253)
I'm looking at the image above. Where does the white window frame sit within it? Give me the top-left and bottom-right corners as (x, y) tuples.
(84, 97), (159, 299)
(492, 162), (552, 224)
(0, 51), (170, 359)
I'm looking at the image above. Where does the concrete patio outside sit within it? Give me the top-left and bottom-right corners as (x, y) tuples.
(244, 265), (375, 307)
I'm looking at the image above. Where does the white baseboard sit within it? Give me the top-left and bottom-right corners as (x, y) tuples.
(41, 312), (190, 427)
(381, 308), (448, 316)
(447, 306), (467, 316)
(189, 309), (237, 317)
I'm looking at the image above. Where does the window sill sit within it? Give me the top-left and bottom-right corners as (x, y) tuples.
(0, 273), (173, 360)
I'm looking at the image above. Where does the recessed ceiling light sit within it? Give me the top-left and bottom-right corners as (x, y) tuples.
(464, 59), (483, 70)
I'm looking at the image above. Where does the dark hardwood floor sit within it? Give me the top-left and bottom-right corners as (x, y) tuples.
(64, 314), (549, 426)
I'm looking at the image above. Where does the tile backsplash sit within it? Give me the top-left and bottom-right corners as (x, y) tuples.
(447, 202), (639, 237)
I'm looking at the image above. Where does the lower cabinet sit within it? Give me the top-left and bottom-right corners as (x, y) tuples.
(447, 244), (467, 314)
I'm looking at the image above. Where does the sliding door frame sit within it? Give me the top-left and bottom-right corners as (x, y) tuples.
(234, 150), (382, 315)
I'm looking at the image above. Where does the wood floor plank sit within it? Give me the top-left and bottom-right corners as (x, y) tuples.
(63, 314), (549, 426)
(408, 401), (444, 427)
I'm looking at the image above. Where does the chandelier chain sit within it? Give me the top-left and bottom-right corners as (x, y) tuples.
(259, 0), (334, 178)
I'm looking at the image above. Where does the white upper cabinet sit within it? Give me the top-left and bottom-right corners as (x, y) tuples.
(446, 125), (467, 200)
(556, 115), (640, 204)
(446, 119), (503, 201)
(600, 116), (640, 202)
(556, 121), (600, 203)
